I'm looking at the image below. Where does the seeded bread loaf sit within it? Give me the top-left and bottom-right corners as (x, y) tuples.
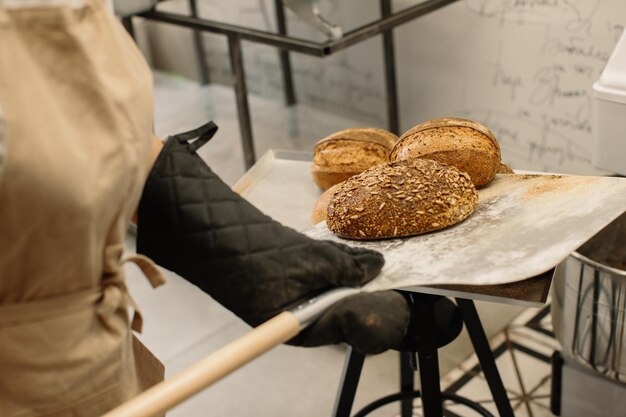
(390, 118), (501, 188)
(311, 128), (398, 190)
(311, 182), (344, 224)
(327, 159), (478, 240)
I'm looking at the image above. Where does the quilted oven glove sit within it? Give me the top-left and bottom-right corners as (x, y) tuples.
(136, 122), (410, 354)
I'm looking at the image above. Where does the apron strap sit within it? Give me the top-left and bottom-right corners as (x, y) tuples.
(110, 254), (166, 333)
(0, 255), (166, 333)
(0, 287), (101, 325)
(122, 254), (167, 289)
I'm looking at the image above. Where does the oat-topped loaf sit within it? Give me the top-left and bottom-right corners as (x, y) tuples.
(390, 118), (501, 188)
(311, 127), (398, 190)
(327, 158), (478, 240)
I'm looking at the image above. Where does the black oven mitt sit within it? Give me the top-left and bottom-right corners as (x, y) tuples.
(136, 122), (410, 354)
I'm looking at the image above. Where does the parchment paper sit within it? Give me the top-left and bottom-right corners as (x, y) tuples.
(304, 174), (626, 291)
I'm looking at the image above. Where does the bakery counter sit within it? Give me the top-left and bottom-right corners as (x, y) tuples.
(233, 149), (553, 307)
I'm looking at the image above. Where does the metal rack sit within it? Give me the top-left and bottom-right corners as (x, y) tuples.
(134, 0), (459, 169)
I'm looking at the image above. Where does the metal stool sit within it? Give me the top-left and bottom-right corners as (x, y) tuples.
(332, 293), (515, 417)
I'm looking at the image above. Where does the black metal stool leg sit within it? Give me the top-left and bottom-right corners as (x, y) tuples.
(332, 346), (366, 417)
(414, 294), (443, 417)
(456, 298), (514, 417)
(400, 352), (415, 417)
(338, 294), (496, 417)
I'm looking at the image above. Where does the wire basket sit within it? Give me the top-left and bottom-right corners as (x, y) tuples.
(552, 212), (626, 383)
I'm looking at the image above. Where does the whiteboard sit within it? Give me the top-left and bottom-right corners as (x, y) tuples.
(395, 0), (625, 175)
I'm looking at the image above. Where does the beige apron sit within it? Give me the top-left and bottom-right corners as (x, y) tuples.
(0, 1), (166, 415)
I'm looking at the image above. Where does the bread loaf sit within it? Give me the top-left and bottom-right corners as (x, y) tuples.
(327, 159), (478, 240)
(497, 163), (514, 174)
(390, 118), (501, 188)
(311, 182), (344, 224)
(311, 128), (398, 190)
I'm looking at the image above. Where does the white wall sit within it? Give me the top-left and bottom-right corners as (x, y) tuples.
(143, 0), (625, 174)
(395, 0), (624, 174)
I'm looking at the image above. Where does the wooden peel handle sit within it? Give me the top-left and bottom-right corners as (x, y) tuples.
(102, 311), (301, 417)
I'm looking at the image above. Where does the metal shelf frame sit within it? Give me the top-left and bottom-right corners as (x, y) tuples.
(136, 0), (459, 169)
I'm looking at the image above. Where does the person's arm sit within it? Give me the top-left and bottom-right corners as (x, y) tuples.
(134, 123), (410, 354)
(147, 134), (164, 175)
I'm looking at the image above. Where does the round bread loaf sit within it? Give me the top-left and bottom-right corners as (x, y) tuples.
(327, 159), (478, 240)
(311, 128), (398, 190)
(390, 118), (501, 188)
(311, 182), (344, 224)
